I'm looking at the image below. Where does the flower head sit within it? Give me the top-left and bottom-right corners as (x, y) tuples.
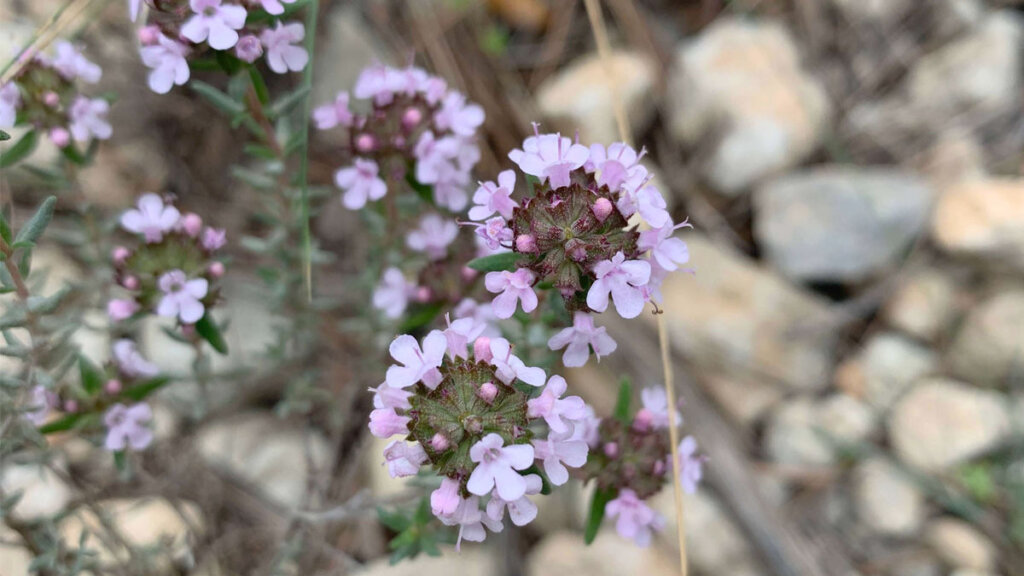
(335, 158), (387, 209)
(431, 477), (461, 516)
(257, 0), (296, 15)
(313, 92), (352, 130)
(372, 267), (414, 319)
(103, 403), (154, 452)
(676, 435), (704, 494)
(469, 169), (518, 221)
(406, 213), (458, 260)
(438, 495), (503, 550)
(547, 312), (617, 367)
(68, 96), (111, 142)
(467, 433), (535, 501)
(51, 41), (101, 83)
(526, 375), (588, 434)
(434, 91), (484, 137)
(113, 339), (160, 379)
(120, 194), (181, 243)
(235, 35), (263, 63)
(383, 440), (428, 478)
(488, 337), (545, 387)
(636, 387), (681, 431)
(589, 142), (644, 191)
(485, 268), (537, 319)
(532, 431), (588, 485)
(368, 407), (411, 438)
(587, 252), (651, 319)
(486, 474), (542, 527)
(508, 132), (589, 189)
(107, 298), (140, 321)
(140, 34), (190, 94)
(156, 269), (209, 324)
(181, 0), (247, 50)
(605, 489), (664, 547)
(638, 219), (691, 272)
(385, 331), (446, 389)
(260, 22), (308, 74)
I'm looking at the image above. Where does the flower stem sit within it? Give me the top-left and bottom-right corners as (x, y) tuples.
(296, 0), (320, 305)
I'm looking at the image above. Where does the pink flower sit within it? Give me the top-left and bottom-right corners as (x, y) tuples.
(113, 339), (159, 379)
(485, 268), (537, 319)
(0, 83), (21, 128)
(182, 0), (247, 51)
(68, 96), (112, 142)
(24, 386), (54, 426)
(202, 227), (227, 251)
(103, 403), (153, 452)
(234, 34), (263, 63)
(413, 131), (459, 184)
(434, 91), (484, 137)
(618, 176), (670, 228)
(432, 169), (470, 212)
(508, 132), (589, 190)
(527, 375), (588, 434)
(472, 216), (513, 252)
(385, 331), (446, 389)
(368, 407), (411, 438)
(372, 267), (414, 319)
(676, 436), (704, 494)
(260, 22), (308, 74)
(383, 440), (427, 478)
(335, 158), (387, 209)
(454, 298), (500, 337)
(568, 404), (601, 448)
(353, 63), (398, 104)
(140, 34), (190, 94)
(467, 433), (534, 500)
(51, 42), (101, 83)
(431, 477), (461, 516)
(469, 169), (518, 221)
(589, 142), (643, 191)
(369, 381), (412, 411)
(406, 214), (458, 260)
(636, 387), (681, 431)
(438, 495), (503, 550)
(605, 489), (663, 547)
(257, 0), (296, 15)
(156, 269), (208, 324)
(107, 299), (139, 321)
(587, 252), (651, 319)
(488, 337), (545, 386)
(313, 92), (352, 130)
(641, 257), (670, 305)
(638, 219), (691, 271)
(443, 314), (486, 360)
(547, 312), (617, 367)
(532, 432), (588, 485)
(486, 474), (542, 527)
(121, 194), (180, 242)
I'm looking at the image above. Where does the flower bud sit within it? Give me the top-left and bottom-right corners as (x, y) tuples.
(235, 35), (263, 63)
(461, 266), (478, 282)
(43, 92), (60, 107)
(603, 442), (619, 458)
(413, 286), (432, 303)
(49, 128), (70, 148)
(653, 459), (666, 476)
(430, 433), (450, 452)
(401, 107), (423, 129)
(107, 299), (138, 321)
(592, 197), (613, 222)
(112, 246), (131, 265)
(138, 25), (161, 45)
(105, 379), (122, 395)
(208, 261), (225, 278)
(392, 135), (406, 148)
(477, 381), (498, 404)
(122, 275), (140, 290)
(181, 324), (197, 337)
(473, 337), (492, 362)
(633, 408), (654, 432)
(355, 133), (375, 153)
(515, 234), (537, 253)
(181, 213), (203, 237)
(63, 399), (78, 413)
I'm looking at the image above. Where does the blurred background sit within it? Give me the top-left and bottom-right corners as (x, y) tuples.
(2, 0), (1024, 575)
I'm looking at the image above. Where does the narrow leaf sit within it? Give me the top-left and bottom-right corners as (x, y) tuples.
(38, 412), (86, 434)
(195, 314), (229, 355)
(0, 130), (38, 168)
(78, 355), (105, 396)
(120, 376), (171, 402)
(13, 196), (57, 246)
(613, 377), (633, 425)
(399, 302), (444, 334)
(191, 81), (246, 115)
(467, 251), (521, 273)
(584, 486), (616, 544)
(0, 129), (10, 141)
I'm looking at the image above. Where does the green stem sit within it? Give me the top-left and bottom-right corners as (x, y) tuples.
(296, 0), (320, 304)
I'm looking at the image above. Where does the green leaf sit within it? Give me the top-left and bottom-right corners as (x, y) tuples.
(13, 196), (57, 247)
(0, 129), (9, 141)
(0, 307), (27, 330)
(120, 376), (171, 402)
(249, 67), (271, 106)
(377, 507), (412, 532)
(0, 130), (38, 168)
(467, 251), (521, 273)
(27, 286), (70, 314)
(78, 355), (105, 396)
(270, 86), (310, 118)
(59, 139), (99, 166)
(399, 302), (444, 334)
(38, 412), (86, 434)
(0, 209), (11, 244)
(191, 81), (246, 115)
(613, 377), (632, 425)
(405, 171), (435, 205)
(195, 314), (229, 355)
(584, 486), (616, 544)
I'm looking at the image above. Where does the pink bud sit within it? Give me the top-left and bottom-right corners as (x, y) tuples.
(105, 379), (122, 395)
(603, 442), (619, 458)
(413, 286), (432, 303)
(653, 459), (666, 475)
(63, 399), (78, 413)
(234, 34), (263, 63)
(515, 234), (537, 253)
(181, 324), (196, 338)
(49, 128), (70, 148)
(181, 213), (202, 237)
(122, 275), (140, 290)
(138, 25), (161, 45)
(43, 92), (60, 107)
(473, 337), (492, 362)
(112, 246), (131, 265)
(401, 107), (423, 129)
(461, 266), (478, 282)
(593, 197), (613, 222)
(632, 408), (654, 432)
(107, 299), (139, 321)
(208, 261), (225, 278)
(355, 133), (375, 152)
(477, 382), (498, 404)
(392, 135), (406, 148)
(430, 433), (450, 452)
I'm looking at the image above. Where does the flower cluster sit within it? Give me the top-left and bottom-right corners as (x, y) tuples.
(131, 0), (309, 94)
(369, 327), (595, 548)
(108, 193), (227, 329)
(0, 41), (110, 148)
(315, 63), (484, 212)
(583, 388), (704, 546)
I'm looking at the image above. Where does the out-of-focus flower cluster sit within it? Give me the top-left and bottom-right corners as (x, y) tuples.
(131, 0), (309, 94)
(0, 41), (110, 148)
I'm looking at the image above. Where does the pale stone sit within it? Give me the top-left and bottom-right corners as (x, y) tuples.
(359, 547), (498, 576)
(882, 269), (959, 342)
(932, 178), (1024, 269)
(925, 518), (997, 571)
(651, 489), (761, 575)
(854, 458), (924, 537)
(0, 460), (73, 522)
(526, 530), (677, 576)
(834, 332), (937, 411)
(947, 290), (1024, 387)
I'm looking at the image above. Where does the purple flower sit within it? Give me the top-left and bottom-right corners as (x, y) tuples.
(618, 174), (670, 228)
(605, 489), (663, 547)
(508, 132), (589, 190)
(472, 216), (513, 253)
(527, 375), (588, 434)
(0, 83), (20, 128)
(406, 214), (458, 260)
(24, 386), (54, 426)
(260, 22), (308, 74)
(313, 92), (352, 130)
(434, 90), (484, 137)
(256, 0), (296, 15)
(638, 219), (691, 271)
(437, 495), (503, 550)
(140, 34), (190, 94)
(372, 267), (414, 319)
(51, 41), (101, 83)
(442, 314), (486, 360)
(469, 169), (518, 221)
(467, 433), (534, 500)
(234, 34), (263, 63)
(532, 431), (588, 485)
(107, 299), (139, 321)
(485, 268), (537, 319)
(353, 63), (398, 104)
(335, 158), (387, 210)
(121, 194), (180, 242)
(103, 403), (153, 452)
(432, 169), (470, 212)
(68, 96), (112, 142)
(453, 298), (500, 337)
(488, 337), (545, 386)
(431, 477), (461, 516)
(156, 269), (209, 324)
(368, 407), (411, 438)
(383, 440), (427, 478)
(589, 142), (643, 191)
(637, 387), (681, 431)
(181, 0), (247, 50)
(486, 474), (542, 527)
(547, 312), (617, 367)
(676, 435), (704, 494)
(587, 252), (651, 319)
(385, 331), (446, 389)
(113, 339), (159, 379)
(413, 131), (459, 185)
(369, 381), (412, 411)
(202, 227), (227, 251)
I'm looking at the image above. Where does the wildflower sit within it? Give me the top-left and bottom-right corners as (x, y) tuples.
(235, 35), (263, 63)
(676, 435), (704, 494)
(103, 403), (154, 452)
(636, 387), (681, 431)
(453, 298), (500, 337)
(412, 131), (459, 184)
(434, 91), (484, 137)
(313, 92), (352, 130)
(638, 219), (691, 271)
(335, 158), (387, 209)
(51, 41), (101, 83)
(140, 34), (190, 94)
(107, 298), (140, 321)
(438, 496), (503, 550)
(181, 0), (247, 51)
(156, 269), (209, 324)
(385, 331), (446, 389)
(527, 375), (588, 434)
(618, 178), (670, 228)
(406, 214), (458, 260)
(547, 312), (617, 367)
(430, 477), (461, 516)
(369, 381), (412, 411)
(442, 314), (486, 360)
(472, 216), (513, 252)
(589, 142), (643, 191)
(587, 252), (651, 319)
(113, 339), (159, 379)
(372, 268), (414, 319)
(368, 407), (411, 438)
(532, 432), (588, 485)
(488, 337), (545, 387)
(467, 433), (534, 500)
(24, 386), (53, 426)
(486, 474), (542, 527)
(257, 0), (296, 15)
(68, 97), (112, 142)
(485, 268), (537, 319)
(202, 227), (227, 251)
(605, 489), (663, 547)
(260, 22), (308, 74)
(508, 132), (589, 189)
(469, 169), (517, 221)
(0, 83), (20, 128)
(382, 440), (428, 478)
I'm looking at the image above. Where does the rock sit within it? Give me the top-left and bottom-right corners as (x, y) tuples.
(196, 412), (331, 510)
(526, 530), (677, 576)
(659, 234), (837, 391)
(882, 269), (959, 342)
(537, 51), (657, 144)
(932, 178), (1024, 269)
(667, 18), (831, 194)
(925, 518), (997, 571)
(361, 547), (498, 576)
(0, 460), (73, 522)
(853, 458), (925, 537)
(947, 290), (1024, 387)
(817, 393), (878, 441)
(702, 374), (784, 427)
(753, 167), (933, 282)
(889, 379), (1010, 471)
(0, 526), (32, 576)
(764, 396), (874, 466)
(919, 130), (987, 192)
(29, 245), (82, 299)
(886, 554), (944, 576)
(829, 0), (910, 23)
(650, 489), (762, 575)
(835, 332), (937, 411)
(78, 139), (169, 208)
(72, 310), (111, 366)
(59, 498), (203, 571)
(949, 571), (999, 576)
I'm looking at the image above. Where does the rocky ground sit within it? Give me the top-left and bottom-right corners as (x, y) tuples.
(2, 0), (1024, 575)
